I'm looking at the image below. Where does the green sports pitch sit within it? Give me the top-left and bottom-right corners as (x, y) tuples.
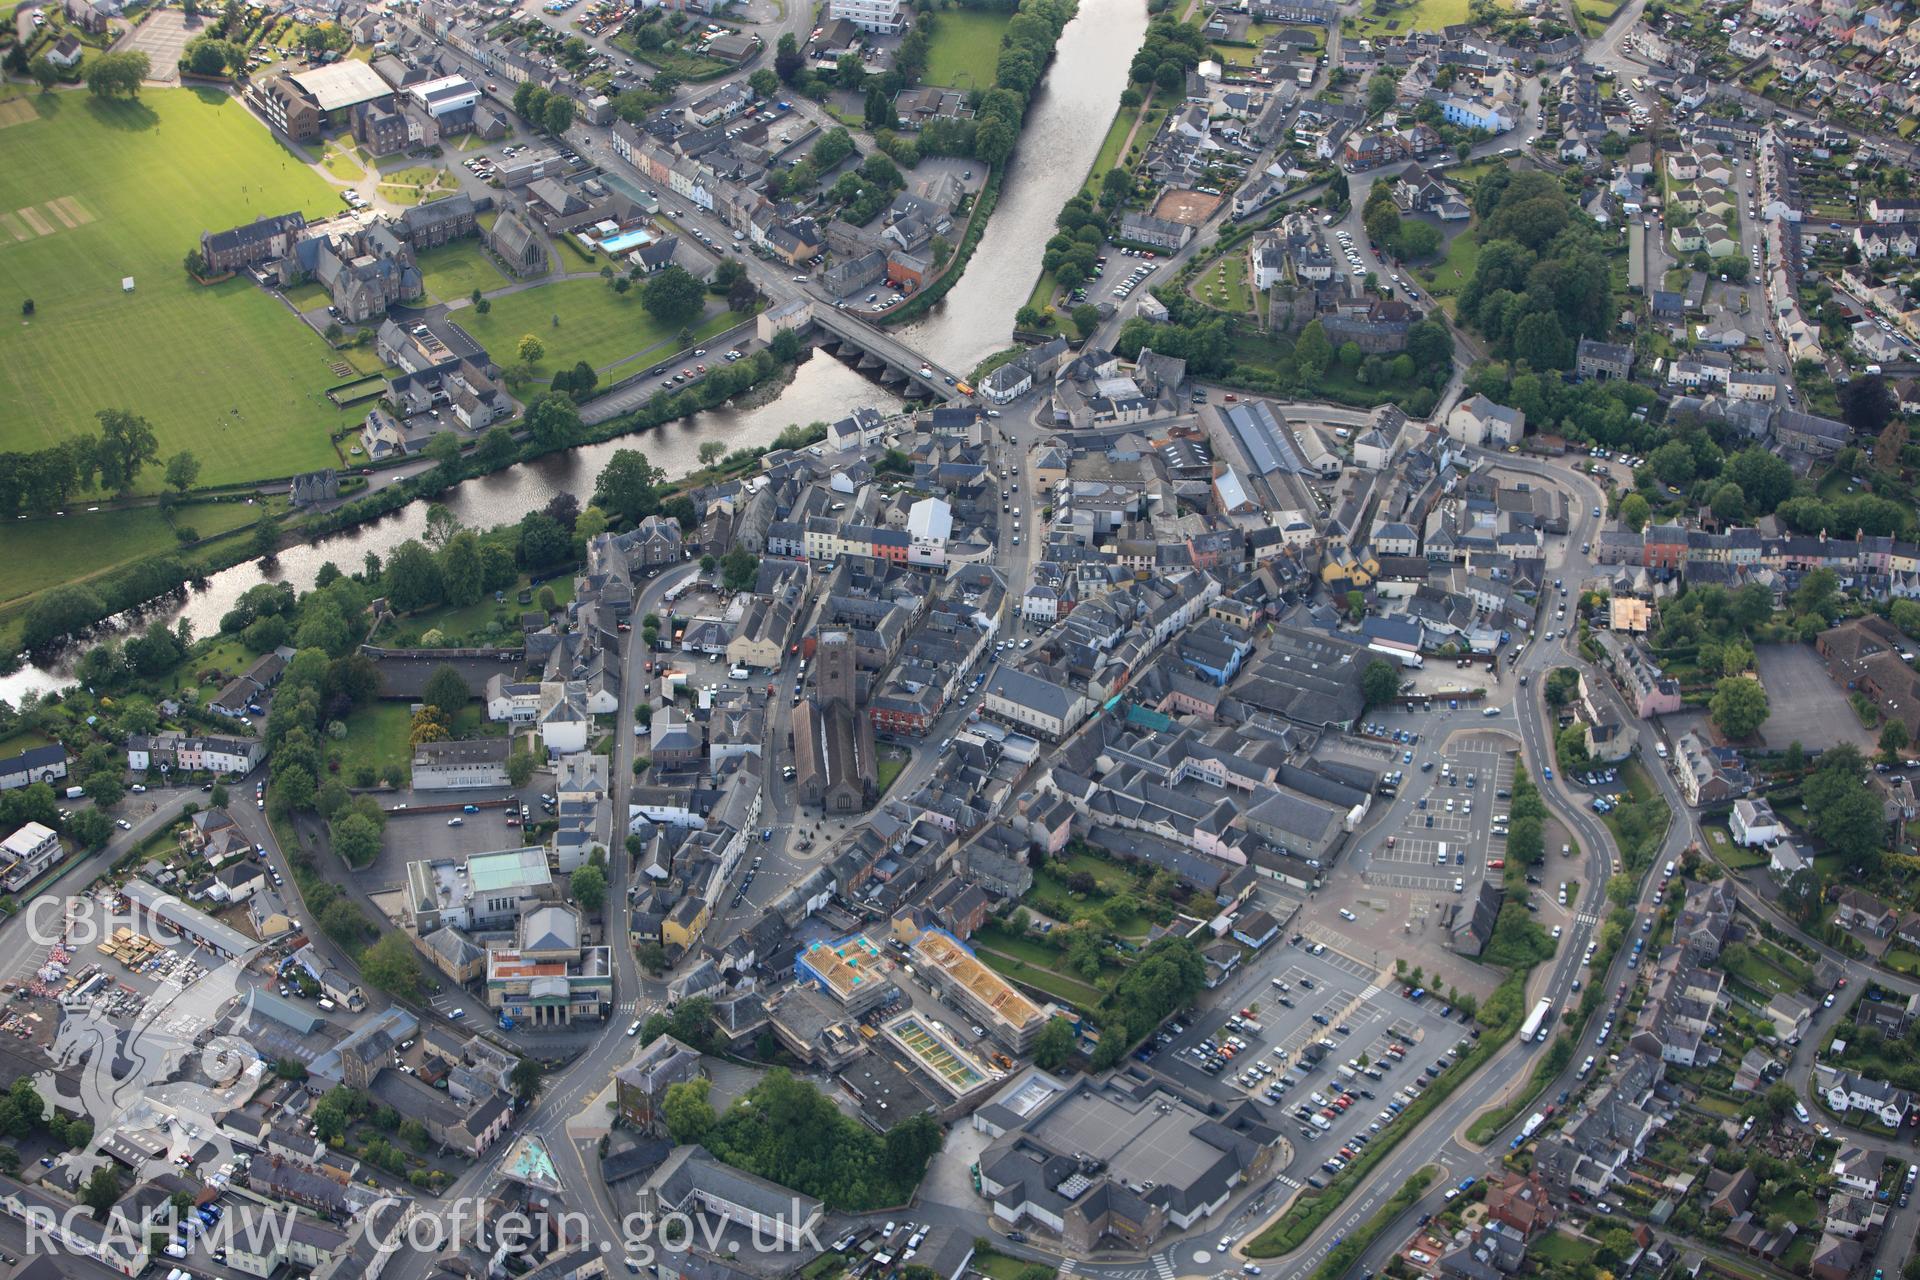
(0, 88), (360, 488)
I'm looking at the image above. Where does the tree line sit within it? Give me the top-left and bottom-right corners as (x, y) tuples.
(0, 409), (163, 518)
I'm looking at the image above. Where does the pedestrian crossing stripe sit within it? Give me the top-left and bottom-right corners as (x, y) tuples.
(1060, 1260), (1078, 1276)
(1153, 1256), (1175, 1280)
(1274, 1173), (1302, 1188)
(1359, 985), (1381, 1001)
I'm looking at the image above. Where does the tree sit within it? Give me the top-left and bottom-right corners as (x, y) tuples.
(360, 931), (423, 998)
(1295, 319), (1332, 381)
(750, 68), (780, 98)
(251, 516), (279, 561)
(517, 334), (546, 365)
(1881, 719), (1910, 765)
(1619, 493), (1651, 532)
(572, 863), (608, 913)
(1840, 374), (1895, 433)
(163, 451), (201, 495)
(1070, 302), (1101, 336)
(331, 812), (383, 868)
(662, 1078), (716, 1142)
(1513, 311), (1572, 370)
(699, 441), (727, 468)
(1368, 71), (1399, 111)
(93, 408), (160, 492)
(524, 393), (582, 453)
(508, 746), (537, 788)
(642, 266), (706, 329)
(510, 1058), (546, 1101)
(1726, 449), (1794, 514)
(81, 1165), (121, 1218)
(421, 665), (471, 718)
(975, 116), (1016, 166)
(1399, 221), (1443, 259)
(1795, 568), (1839, 622)
(383, 540), (444, 611)
(29, 56), (57, 91)
(563, 359), (597, 402)
(1709, 677), (1768, 740)
(1710, 481), (1747, 524)
(775, 32), (803, 82)
(721, 546), (759, 592)
(82, 772), (124, 809)
(67, 808), (112, 850)
(84, 51), (150, 98)
(1033, 1017), (1075, 1069)
(1805, 746), (1887, 871)
(543, 492), (581, 534)
(441, 533), (483, 607)
(516, 511), (569, 571)
(594, 449), (666, 524)
(1361, 659), (1401, 709)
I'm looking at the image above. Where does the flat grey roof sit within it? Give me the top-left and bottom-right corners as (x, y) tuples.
(1029, 1085), (1222, 1193)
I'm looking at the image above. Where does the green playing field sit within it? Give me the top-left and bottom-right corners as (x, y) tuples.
(0, 89), (360, 487)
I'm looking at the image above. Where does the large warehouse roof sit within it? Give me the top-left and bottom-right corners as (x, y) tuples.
(289, 61), (393, 112)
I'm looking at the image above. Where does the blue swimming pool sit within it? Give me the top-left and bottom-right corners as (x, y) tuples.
(600, 228), (657, 254)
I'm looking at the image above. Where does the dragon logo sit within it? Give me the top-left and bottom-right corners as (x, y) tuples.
(38, 949), (262, 1191)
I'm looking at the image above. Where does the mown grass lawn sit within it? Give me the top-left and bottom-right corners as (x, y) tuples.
(449, 278), (726, 379)
(377, 573), (578, 645)
(320, 138), (366, 180)
(923, 9), (1012, 91)
(1197, 253), (1253, 313)
(0, 89), (356, 487)
(376, 165), (460, 206)
(1530, 1233), (1596, 1265)
(1082, 93), (1145, 196)
(417, 240), (512, 304)
(1423, 222), (1484, 308)
(0, 497), (282, 611)
(332, 701), (487, 780)
(1346, 0), (1471, 37)
(331, 702), (416, 781)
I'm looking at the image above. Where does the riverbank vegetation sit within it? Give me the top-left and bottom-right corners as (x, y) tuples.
(775, 0), (1078, 167)
(6, 334), (807, 662)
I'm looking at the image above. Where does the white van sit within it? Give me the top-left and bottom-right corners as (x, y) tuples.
(318, 998), (337, 1012)
(728, 666), (750, 680)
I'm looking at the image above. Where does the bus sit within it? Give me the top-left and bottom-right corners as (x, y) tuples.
(1520, 998), (1553, 1044)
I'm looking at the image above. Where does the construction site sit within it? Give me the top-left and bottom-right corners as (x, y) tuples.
(882, 1011), (1001, 1100)
(897, 921), (1052, 1054)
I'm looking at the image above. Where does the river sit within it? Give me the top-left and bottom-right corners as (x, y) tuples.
(0, 355), (902, 702)
(889, 0), (1149, 372)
